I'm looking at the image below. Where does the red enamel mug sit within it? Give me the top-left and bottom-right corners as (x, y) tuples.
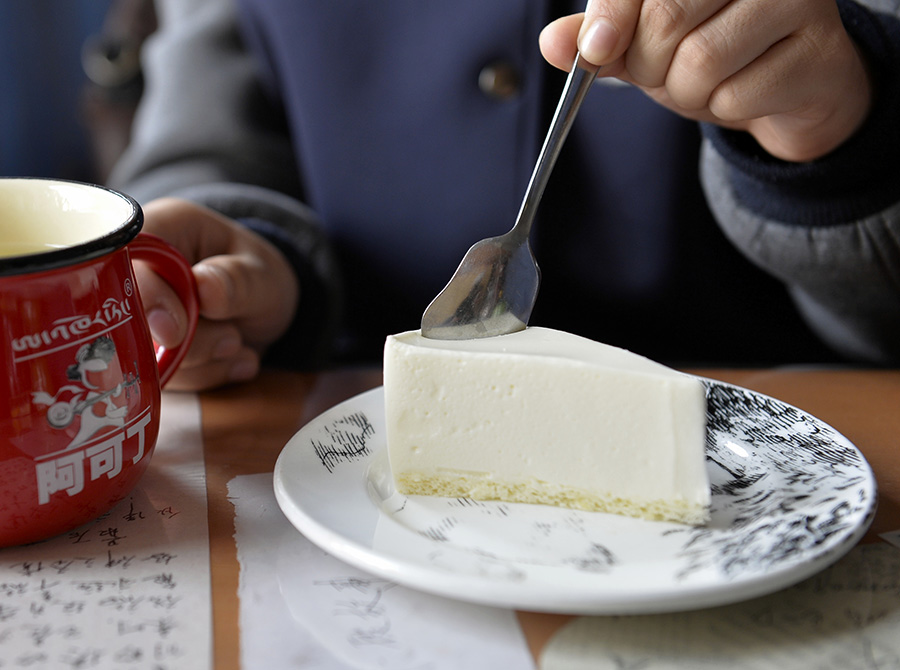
(0, 178), (198, 547)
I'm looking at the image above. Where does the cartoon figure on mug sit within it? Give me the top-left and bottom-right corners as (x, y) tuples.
(32, 336), (140, 450)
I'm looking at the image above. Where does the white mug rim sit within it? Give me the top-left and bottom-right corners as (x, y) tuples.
(0, 177), (142, 277)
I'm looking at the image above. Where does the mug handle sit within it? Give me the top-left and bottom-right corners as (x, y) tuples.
(127, 233), (200, 387)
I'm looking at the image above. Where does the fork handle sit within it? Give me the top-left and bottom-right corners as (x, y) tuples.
(510, 53), (600, 241)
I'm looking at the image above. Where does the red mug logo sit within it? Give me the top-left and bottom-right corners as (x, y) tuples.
(31, 339), (151, 507)
(12, 289), (151, 508)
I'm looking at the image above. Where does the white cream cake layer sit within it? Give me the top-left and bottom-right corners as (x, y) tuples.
(383, 327), (710, 525)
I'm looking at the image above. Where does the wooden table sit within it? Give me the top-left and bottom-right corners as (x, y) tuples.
(198, 367), (900, 668)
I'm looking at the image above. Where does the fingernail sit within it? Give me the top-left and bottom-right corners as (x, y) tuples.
(147, 308), (180, 347)
(579, 18), (618, 64)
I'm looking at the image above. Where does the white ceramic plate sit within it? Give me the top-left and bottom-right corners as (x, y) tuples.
(273, 381), (877, 615)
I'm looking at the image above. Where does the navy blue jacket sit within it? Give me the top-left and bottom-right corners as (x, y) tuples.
(111, 0), (900, 365)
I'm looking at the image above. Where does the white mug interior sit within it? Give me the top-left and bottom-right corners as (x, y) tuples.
(0, 179), (138, 260)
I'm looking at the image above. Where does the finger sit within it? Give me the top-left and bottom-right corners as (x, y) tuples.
(163, 345), (260, 392)
(541, 14), (630, 79)
(192, 250), (297, 346)
(625, 0), (729, 88)
(175, 317), (243, 368)
(626, 79), (747, 128)
(716, 32), (868, 161)
(540, 14), (584, 71)
(663, 0), (796, 112)
(133, 261), (190, 349)
(165, 316), (260, 390)
(136, 265), (261, 390)
(141, 198), (238, 263)
(578, 0), (643, 65)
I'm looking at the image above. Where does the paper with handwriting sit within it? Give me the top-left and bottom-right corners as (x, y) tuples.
(228, 472), (535, 670)
(540, 539), (900, 670)
(0, 393), (210, 670)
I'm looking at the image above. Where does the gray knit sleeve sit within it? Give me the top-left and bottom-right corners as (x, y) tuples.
(108, 0), (340, 365)
(701, 142), (900, 363)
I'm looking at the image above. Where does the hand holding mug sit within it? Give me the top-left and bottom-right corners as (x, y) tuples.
(134, 198), (300, 391)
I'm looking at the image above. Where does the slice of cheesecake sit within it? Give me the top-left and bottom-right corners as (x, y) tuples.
(383, 327), (710, 525)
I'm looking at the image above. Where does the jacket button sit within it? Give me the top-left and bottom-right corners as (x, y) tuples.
(478, 61), (521, 100)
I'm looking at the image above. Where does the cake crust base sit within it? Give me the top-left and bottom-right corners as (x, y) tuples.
(396, 472), (711, 526)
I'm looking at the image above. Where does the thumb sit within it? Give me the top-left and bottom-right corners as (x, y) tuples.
(578, 0), (641, 65)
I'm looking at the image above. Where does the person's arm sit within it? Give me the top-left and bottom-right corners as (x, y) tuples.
(109, 0), (340, 388)
(540, 0), (900, 364)
(109, 0), (301, 201)
(698, 0), (900, 363)
(541, 0), (873, 162)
